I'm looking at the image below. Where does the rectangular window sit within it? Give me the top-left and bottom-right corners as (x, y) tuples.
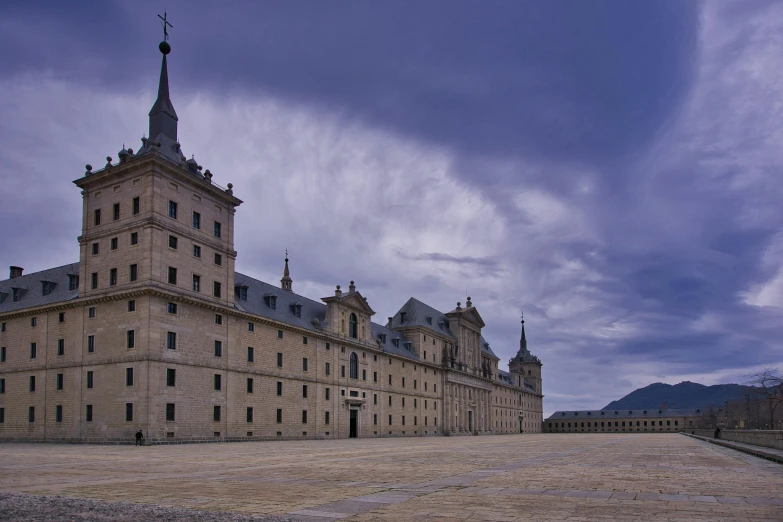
(248, 322), (254, 332)
(277, 330), (283, 339)
(166, 368), (176, 387)
(113, 203), (120, 221)
(326, 388), (330, 400)
(168, 267), (177, 285)
(213, 405), (221, 422)
(389, 415), (392, 426)
(213, 281), (221, 298)
(388, 375), (392, 385)
(166, 403), (175, 421)
(302, 410), (308, 424)
(94, 208), (101, 226)
(277, 352), (283, 367)
(247, 378), (253, 393)
(0, 347), (4, 362)
(169, 201), (178, 219)
(325, 411), (330, 424)
(276, 409), (282, 423)
(56, 373), (64, 390)
(214, 222), (221, 238)
(402, 377), (405, 388)
(325, 362), (330, 375)
(192, 211), (201, 229)
(86, 404), (93, 422)
(56, 405), (63, 422)
(374, 414), (378, 425)
(57, 338), (64, 356)
(126, 368), (134, 386)
(192, 274), (201, 292)
(128, 300), (136, 312)
(86, 371), (93, 389)
(132, 197), (140, 215)
(88, 335), (95, 353)
(214, 340), (222, 357)
(91, 241), (99, 255)
(30, 343), (36, 359)
(167, 331), (177, 350)
(167, 302), (177, 314)
(374, 394), (377, 405)
(214, 374), (221, 391)
(214, 253), (222, 266)
(109, 268), (117, 286)
(388, 395), (392, 406)
(302, 336), (308, 345)
(373, 371), (377, 383)
(193, 245), (201, 258)
(91, 272), (98, 289)
(126, 330), (135, 349)
(31, 317), (38, 327)
(277, 382), (283, 396)
(130, 232), (138, 245)
(168, 235), (178, 249)
(247, 407), (254, 423)
(302, 358), (308, 371)
(125, 403), (133, 422)
(247, 346), (254, 362)
(29, 406), (35, 423)
(362, 369), (366, 381)
(341, 365), (345, 378)
(130, 264), (138, 282)
(111, 237), (118, 250)
(302, 385), (308, 398)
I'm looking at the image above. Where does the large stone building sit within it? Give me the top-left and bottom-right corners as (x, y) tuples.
(544, 405), (703, 433)
(0, 38), (543, 443)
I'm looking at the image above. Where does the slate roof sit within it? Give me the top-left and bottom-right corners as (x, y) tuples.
(546, 408), (703, 421)
(233, 272), (417, 361)
(497, 369), (516, 388)
(0, 263), (79, 314)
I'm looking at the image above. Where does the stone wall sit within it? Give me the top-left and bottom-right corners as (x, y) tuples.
(689, 428), (783, 449)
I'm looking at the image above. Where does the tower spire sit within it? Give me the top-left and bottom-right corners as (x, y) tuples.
(281, 250), (293, 292)
(519, 311), (527, 353)
(148, 13), (178, 142)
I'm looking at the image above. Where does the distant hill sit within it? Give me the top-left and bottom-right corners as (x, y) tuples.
(603, 381), (753, 410)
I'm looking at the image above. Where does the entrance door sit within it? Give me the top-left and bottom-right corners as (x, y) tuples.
(468, 411), (473, 433)
(349, 409), (358, 438)
(519, 419), (523, 433)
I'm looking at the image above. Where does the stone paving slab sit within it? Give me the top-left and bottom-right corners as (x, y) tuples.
(0, 433), (781, 520)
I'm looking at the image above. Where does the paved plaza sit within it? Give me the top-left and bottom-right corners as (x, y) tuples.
(1, 434), (782, 521)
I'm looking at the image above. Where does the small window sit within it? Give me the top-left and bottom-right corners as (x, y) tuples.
(168, 267), (177, 285)
(277, 352), (282, 367)
(192, 211), (201, 229)
(110, 237), (118, 250)
(325, 411), (330, 424)
(166, 403), (175, 421)
(277, 381), (283, 396)
(125, 368), (134, 386)
(113, 203), (120, 221)
(325, 362), (331, 375)
(128, 300), (136, 312)
(303, 384), (308, 398)
(57, 339), (64, 356)
(277, 330), (283, 339)
(193, 245), (201, 258)
(214, 253), (222, 266)
(55, 373), (63, 390)
(302, 336), (308, 345)
(68, 275), (79, 291)
(350, 353), (358, 379)
(247, 407), (254, 423)
(215, 314), (223, 325)
(94, 208), (101, 226)
(125, 403), (133, 422)
(302, 410), (308, 424)
(92, 242), (99, 255)
(168, 201), (178, 219)
(213, 405), (221, 422)
(247, 378), (253, 393)
(132, 197), (140, 215)
(30, 342), (37, 359)
(31, 317), (37, 327)
(130, 264), (138, 282)
(213, 281), (221, 298)
(109, 268), (117, 286)
(303, 357), (308, 371)
(127, 330), (135, 349)
(214, 221), (221, 238)
(28, 406), (35, 423)
(91, 272), (98, 289)
(326, 388), (330, 400)
(167, 302), (177, 314)
(169, 235), (178, 249)
(130, 232), (138, 245)
(276, 408), (282, 423)
(192, 274), (201, 292)
(167, 331), (177, 350)
(166, 368), (176, 386)
(88, 335), (95, 353)
(214, 374), (222, 391)
(214, 340), (222, 357)
(247, 346), (254, 362)
(85, 371), (93, 389)
(86, 405), (93, 422)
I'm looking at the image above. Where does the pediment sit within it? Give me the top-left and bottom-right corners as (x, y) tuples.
(322, 291), (376, 315)
(462, 307), (486, 328)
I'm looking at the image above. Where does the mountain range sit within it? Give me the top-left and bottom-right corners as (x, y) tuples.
(602, 381), (753, 410)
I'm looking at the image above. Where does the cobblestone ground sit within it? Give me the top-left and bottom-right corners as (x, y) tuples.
(1, 434), (781, 521)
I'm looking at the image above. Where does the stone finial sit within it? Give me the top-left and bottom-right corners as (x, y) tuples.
(456, 301), (462, 311)
(226, 183), (233, 195)
(349, 280), (356, 292)
(105, 156), (113, 168)
(335, 285), (342, 297)
(85, 164), (93, 174)
(466, 296), (472, 307)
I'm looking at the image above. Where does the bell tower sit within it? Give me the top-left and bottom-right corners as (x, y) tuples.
(508, 312), (542, 393)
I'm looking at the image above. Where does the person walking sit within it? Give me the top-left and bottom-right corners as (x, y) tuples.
(135, 430), (144, 446)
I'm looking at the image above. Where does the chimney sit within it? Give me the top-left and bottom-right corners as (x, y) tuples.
(662, 402), (667, 411)
(387, 317), (393, 328)
(9, 266), (23, 279)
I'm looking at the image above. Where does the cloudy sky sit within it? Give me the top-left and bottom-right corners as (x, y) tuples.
(1, 1), (782, 415)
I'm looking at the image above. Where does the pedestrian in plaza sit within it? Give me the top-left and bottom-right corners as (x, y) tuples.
(135, 429), (144, 446)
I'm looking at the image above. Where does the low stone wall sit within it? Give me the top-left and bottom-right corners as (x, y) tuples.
(686, 429), (783, 450)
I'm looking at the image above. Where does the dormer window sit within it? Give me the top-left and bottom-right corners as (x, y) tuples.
(42, 281), (56, 296)
(392, 338), (400, 348)
(399, 312), (406, 323)
(403, 341), (412, 351)
(263, 294), (278, 310)
(234, 285), (248, 301)
(12, 288), (21, 302)
(68, 274), (79, 291)
(437, 321), (444, 330)
(425, 316), (432, 325)
(0, 292), (7, 304)
(379, 333), (387, 344)
(290, 303), (302, 317)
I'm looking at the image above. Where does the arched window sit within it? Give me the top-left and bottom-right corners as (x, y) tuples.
(349, 313), (358, 338)
(350, 352), (358, 379)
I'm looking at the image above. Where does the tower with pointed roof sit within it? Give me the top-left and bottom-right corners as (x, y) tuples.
(281, 254), (292, 291)
(508, 312), (542, 394)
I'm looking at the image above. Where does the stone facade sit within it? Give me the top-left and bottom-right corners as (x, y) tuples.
(545, 407), (703, 433)
(0, 38), (543, 444)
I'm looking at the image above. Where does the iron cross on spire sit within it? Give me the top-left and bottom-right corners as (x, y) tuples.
(158, 11), (173, 41)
